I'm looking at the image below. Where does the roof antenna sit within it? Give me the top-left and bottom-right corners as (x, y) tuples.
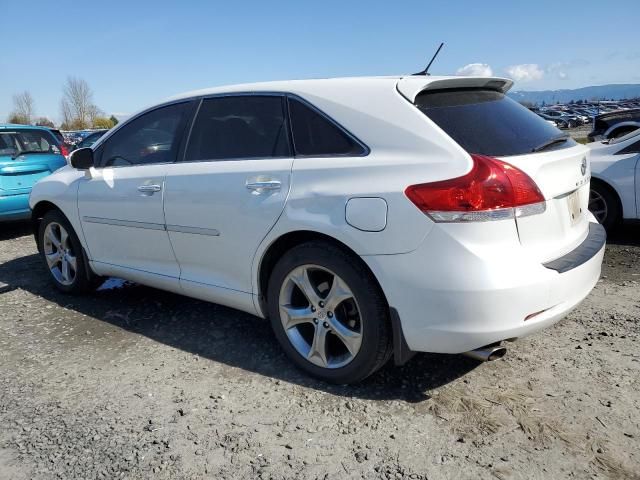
(413, 42), (444, 76)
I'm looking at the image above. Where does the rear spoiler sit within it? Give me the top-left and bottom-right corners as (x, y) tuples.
(396, 76), (514, 103)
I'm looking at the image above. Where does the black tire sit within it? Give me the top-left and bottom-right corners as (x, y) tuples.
(38, 210), (101, 294)
(267, 241), (392, 384)
(589, 181), (621, 231)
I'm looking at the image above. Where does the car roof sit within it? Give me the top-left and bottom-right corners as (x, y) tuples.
(0, 124), (55, 132)
(166, 75), (514, 104)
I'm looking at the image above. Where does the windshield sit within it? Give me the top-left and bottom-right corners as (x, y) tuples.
(415, 89), (576, 156)
(0, 129), (59, 156)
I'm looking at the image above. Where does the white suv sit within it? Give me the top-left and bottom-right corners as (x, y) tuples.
(30, 76), (605, 383)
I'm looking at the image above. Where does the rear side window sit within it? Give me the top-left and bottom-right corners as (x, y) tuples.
(185, 96), (290, 161)
(416, 89), (576, 157)
(288, 98), (366, 156)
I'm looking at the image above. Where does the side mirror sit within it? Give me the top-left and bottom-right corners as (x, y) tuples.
(69, 147), (94, 170)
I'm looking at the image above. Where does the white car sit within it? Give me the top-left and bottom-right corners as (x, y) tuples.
(30, 76), (605, 384)
(588, 129), (640, 229)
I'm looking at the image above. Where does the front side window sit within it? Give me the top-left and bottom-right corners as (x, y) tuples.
(185, 96), (290, 161)
(288, 98), (366, 156)
(98, 102), (188, 167)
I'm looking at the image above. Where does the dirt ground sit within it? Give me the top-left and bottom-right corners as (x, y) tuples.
(0, 221), (638, 480)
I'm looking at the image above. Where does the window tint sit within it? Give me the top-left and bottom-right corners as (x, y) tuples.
(616, 139), (640, 154)
(416, 89), (576, 157)
(185, 96), (290, 161)
(288, 98), (365, 156)
(99, 103), (188, 167)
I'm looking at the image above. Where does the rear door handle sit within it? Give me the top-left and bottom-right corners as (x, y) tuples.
(137, 184), (162, 194)
(246, 180), (282, 192)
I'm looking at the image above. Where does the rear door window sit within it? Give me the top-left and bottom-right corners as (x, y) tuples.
(415, 89), (576, 157)
(288, 98), (366, 156)
(184, 95), (291, 161)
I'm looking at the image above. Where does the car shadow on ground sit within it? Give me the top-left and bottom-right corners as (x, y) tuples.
(0, 220), (32, 241)
(607, 221), (640, 247)
(0, 251), (479, 403)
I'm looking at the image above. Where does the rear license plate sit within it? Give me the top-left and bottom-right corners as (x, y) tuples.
(567, 190), (582, 225)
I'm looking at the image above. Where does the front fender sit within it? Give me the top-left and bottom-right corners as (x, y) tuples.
(30, 166), (86, 249)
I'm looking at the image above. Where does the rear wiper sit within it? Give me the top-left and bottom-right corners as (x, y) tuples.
(531, 134), (570, 153)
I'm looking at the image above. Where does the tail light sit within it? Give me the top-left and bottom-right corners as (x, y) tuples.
(405, 154), (546, 222)
(59, 144), (70, 156)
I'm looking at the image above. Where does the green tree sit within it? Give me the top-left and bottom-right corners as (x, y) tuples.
(35, 117), (55, 127)
(92, 117), (115, 129)
(7, 113), (29, 124)
(109, 115), (119, 126)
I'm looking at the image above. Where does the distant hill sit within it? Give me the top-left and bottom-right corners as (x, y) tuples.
(508, 84), (640, 105)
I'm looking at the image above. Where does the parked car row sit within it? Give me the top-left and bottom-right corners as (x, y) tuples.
(531, 99), (640, 133)
(62, 129), (109, 150)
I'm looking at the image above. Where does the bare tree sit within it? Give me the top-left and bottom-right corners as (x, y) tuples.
(60, 77), (99, 129)
(9, 91), (35, 124)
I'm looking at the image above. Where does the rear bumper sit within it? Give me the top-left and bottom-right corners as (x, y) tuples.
(0, 193), (31, 221)
(363, 221), (605, 354)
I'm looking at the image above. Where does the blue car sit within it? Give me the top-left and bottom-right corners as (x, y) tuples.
(0, 125), (67, 221)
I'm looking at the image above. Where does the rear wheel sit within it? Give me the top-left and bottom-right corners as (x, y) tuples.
(267, 242), (392, 384)
(39, 210), (100, 293)
(589, 182), (620, 231)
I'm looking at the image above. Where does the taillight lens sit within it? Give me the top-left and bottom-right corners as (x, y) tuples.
(60, 144), (70, 156)
(405, 154), (546, 222)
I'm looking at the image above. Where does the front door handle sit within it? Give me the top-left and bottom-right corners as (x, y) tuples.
(137, 184), (162, 194)
(246, 180), (282, 192)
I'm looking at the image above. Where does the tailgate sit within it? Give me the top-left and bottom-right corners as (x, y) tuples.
(501, 145), (592, 263)
(0, 162), (51, 196)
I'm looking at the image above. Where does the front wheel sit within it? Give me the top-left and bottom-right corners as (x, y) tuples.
(39, 210), (100, 293)
(267, 242), (392, 384)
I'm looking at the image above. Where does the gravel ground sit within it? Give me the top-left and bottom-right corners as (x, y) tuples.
(0, 221), (638, 480)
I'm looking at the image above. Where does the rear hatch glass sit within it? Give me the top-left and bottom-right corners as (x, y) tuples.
(0, 129), (60, 194)
(415, 88), (576, 157)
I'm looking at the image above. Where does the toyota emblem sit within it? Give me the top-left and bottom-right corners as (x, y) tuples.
(581, 157), (587, 176)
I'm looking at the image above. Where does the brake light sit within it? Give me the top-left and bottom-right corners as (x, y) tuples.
(59, 144), (70, 156)
(405, 154), (546, 222)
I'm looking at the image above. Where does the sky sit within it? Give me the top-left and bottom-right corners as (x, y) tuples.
(1, 0), (639, 123)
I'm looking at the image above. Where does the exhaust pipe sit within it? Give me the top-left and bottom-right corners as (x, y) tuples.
(463, 344), (507, 362)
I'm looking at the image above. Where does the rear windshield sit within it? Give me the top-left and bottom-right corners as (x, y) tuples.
(415, 89), (576, 156)
(0, 129), (59, 156)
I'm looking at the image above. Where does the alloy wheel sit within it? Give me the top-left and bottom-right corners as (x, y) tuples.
(278, 265), (362, 369)
(589, 189), (608, 224)
(43, 222), (77, 286)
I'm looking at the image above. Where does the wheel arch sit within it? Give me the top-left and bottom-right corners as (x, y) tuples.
(605, 123), (640, 139)
(590, 176), (624, 218)
(256, 230), (388, 314)
(31, 200), (65, 251)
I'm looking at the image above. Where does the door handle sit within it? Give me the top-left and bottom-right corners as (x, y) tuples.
(246, 180), (282, 192)
(137, 184), (162, 193)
